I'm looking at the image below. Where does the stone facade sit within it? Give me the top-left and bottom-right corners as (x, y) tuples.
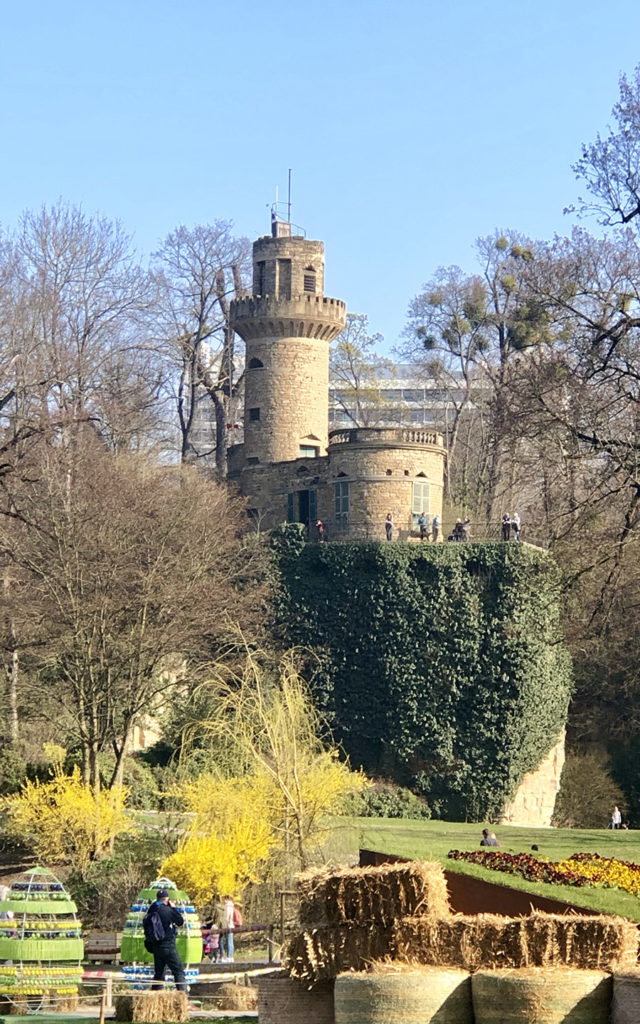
(228, 221), (446, 539)
(499, 730), (566, 827)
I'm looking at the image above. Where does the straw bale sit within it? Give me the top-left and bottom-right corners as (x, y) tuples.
(393, 912), (638, 971)
(472, 968), (611, 1024)
(114, 991), (189, 1023)
(283, 923), (393, 985)
(523, 913), (638, 970)
(335, 965), (473, 1024)
(54, 994), (79, 1013)
(257, 975), (334, 1024)
(297, 860), (450, 928)
(217, 982), (257, 1010)
(611, 968), (640, 1024)
(393, 914), (526, 970)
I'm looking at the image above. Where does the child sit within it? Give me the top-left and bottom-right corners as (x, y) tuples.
(203, 927), (220, 963)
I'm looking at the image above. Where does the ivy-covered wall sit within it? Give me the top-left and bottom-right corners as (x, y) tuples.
(274, 535), (573, 821)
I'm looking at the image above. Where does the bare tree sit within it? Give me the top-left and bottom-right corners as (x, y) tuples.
(330, 313), (396, 427)
(0, 437), (270, 792)
(152, 223), (250, 473)
(573, 66), (640, 226)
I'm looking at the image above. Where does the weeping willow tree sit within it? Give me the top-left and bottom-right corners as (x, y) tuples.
(177, 648), (365, 873)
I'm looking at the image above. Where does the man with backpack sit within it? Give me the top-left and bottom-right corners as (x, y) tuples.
(143, 888), (187, 993)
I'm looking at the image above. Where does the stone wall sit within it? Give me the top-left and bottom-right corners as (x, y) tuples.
(499, 730), (565, 827)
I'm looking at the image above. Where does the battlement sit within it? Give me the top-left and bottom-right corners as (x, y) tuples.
(230, 294), (346, 341)
(329, 427), (444, 449)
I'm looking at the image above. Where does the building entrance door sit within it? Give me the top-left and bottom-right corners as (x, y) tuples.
(297, 490), (317, 534)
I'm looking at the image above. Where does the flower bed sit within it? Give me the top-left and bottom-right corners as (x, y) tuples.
(448, 849), (640, 897)
(448, 850), (589, 887)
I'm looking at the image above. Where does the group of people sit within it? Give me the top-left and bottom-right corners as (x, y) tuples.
(450, 517), (472, 542)
(143, 888), (242, 995)
(202, 895), (242, 962)
(416, 512), (441, 542)
(501, 513), (521, 542)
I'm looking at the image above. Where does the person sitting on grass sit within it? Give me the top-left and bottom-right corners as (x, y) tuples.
(480, 828), (500, 847)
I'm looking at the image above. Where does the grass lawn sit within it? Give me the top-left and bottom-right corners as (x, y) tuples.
(320, 817), (640, 922)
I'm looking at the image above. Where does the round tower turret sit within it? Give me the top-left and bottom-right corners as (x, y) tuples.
(230, 227), (346, 466)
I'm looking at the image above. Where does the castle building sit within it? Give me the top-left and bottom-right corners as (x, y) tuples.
(228, 217), (446, 540)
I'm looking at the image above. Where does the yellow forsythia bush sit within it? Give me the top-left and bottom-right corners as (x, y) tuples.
(3, 766), (133, 878)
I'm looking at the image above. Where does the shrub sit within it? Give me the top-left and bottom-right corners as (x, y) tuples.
(353, 779), (431, 819)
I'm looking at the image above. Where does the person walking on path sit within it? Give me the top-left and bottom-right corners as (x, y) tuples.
(144, 888), (187, 992)
(385, 512), (393, 541)
(418, 511), (430, 541)
(432, 513), (440, 543)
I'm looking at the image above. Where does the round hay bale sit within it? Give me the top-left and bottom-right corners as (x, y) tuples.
(258, 975), (334, 1024)
(334, 965), (473, 1024)
(611, 969), (640, 1024)
(217, 982), (257, 1011)
(472, 968), (612, 1024)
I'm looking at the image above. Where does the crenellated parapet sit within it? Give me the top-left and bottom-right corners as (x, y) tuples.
(230, 294), (346, 342)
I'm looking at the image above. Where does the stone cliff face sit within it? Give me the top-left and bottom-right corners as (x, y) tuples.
(499, 730), (566, 827)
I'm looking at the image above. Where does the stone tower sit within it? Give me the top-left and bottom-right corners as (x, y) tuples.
(230, 220), (346, 467)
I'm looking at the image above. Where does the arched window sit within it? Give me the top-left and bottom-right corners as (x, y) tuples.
(248, 357), (264, 369)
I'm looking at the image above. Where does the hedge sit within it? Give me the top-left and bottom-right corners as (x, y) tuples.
(273, 538), (572, 821)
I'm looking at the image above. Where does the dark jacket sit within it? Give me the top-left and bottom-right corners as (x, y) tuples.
(151, 901), (184, 941)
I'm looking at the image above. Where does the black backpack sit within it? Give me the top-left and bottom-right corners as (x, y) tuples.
(143, 906), (167, 951)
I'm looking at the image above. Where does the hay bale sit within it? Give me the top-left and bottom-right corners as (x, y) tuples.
(283, 923), (393, 985)
(257, 975), (334, 1024)
(53, 994), (79, 1013)
(393, 914), (526, 970)
(523, 913), (638, 970)
(297, 860), (450, 928)
(217, 982), (257, 1010)
(393, 912), (638, 971)
(472, 968), (611, 1024)
(335, 965), (473, 1024)
(114, 991), (189, 1023)
(611, 969), (640, 1024)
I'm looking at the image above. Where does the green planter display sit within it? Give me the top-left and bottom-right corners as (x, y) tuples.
(0, 867), (83, 1007)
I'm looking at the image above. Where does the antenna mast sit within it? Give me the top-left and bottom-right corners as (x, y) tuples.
(287, 168), (292, 223)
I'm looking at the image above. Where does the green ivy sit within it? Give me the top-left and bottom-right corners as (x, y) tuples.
(274, 538), (573, 821)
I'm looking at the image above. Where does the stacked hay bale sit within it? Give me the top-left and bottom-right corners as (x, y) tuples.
(273, 859), (640, 1024)
(285, 860), (450, 984)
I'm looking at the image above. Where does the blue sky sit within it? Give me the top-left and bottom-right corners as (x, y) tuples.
(2, 0), (640, 351)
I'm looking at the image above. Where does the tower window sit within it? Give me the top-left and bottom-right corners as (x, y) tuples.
(248, 357), (264, 369)
(412, 480), (430, 516)
(277, 259), (292, 299)
(256, 261), (265, 296)
(299, 445), (318, 458)
(334, 480), (349, 529)
(304, 268), (316, 293)
(247, 457), (260, 466)
(249, 407), (260, 421)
